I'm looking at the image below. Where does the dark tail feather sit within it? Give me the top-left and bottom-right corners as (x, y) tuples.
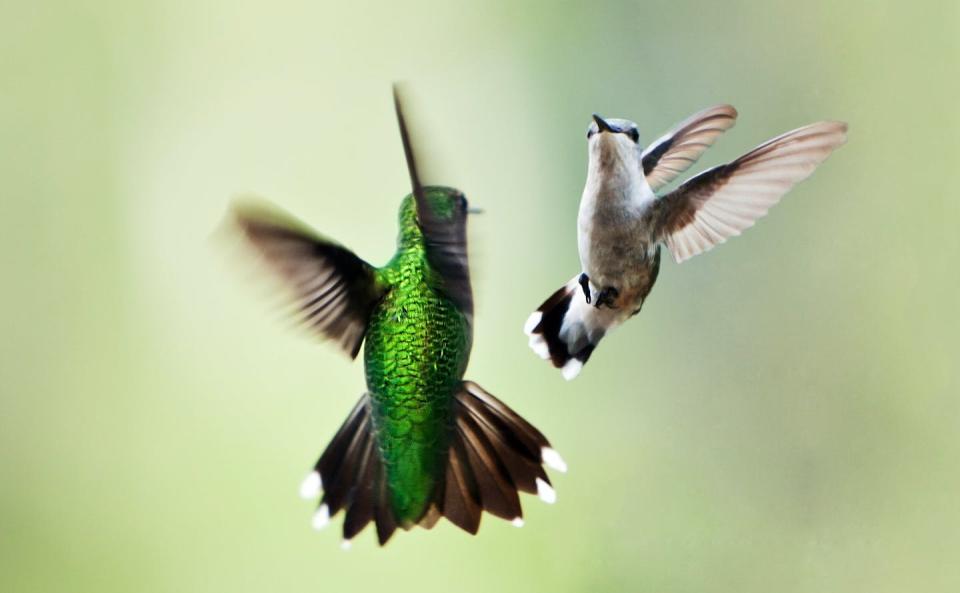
(299, 386), (564, 545)
(524, 277), (605, 380)
(443, 437), (483, 533)
(440, 381), (566, 532)
(298, 394), (397, 547)
(373, 465), (397, 544)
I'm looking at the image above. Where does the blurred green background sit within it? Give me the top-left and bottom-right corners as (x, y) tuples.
(2, 1), (958, 592)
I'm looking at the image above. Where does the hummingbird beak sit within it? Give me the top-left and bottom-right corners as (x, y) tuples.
(467, 206), (484, 215)
(592, 114), (620, 134)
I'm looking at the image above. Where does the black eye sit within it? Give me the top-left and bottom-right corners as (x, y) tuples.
(627, 128), (639, 142)
(458, 194), (468, 211)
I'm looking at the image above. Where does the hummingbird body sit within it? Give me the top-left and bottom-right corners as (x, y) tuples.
(527, 108), (848, 380)
(230, 90), (564, 546)
(577, 132), (660, 313)
(363, 194), (470, 525)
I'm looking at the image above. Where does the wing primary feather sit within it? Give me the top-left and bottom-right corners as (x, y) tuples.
(655, 120), (847, 262)
(642, 104), (739, 190)
(391, 84), (474, 315)
(229, 200), (385, 358)
(393, 84), (426, 205)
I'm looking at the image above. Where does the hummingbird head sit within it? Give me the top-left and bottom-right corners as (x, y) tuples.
(587, 114), (640, 142)
(397, 186), (471, 245)
(586, 114), (641, 169)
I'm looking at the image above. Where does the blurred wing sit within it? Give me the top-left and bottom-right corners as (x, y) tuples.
(393, 84), (473, 315)
(641, 105), (738, 191)
(416, 195), (472, 316)
(230, 200), (385, 358)
(654, 121), (848, 263)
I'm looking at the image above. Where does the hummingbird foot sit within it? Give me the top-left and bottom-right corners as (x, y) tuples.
(594, 286), (619, 309)
(578, 273), (592, 304)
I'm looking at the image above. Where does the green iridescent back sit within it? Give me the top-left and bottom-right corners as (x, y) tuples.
(364, 189), (472, 526)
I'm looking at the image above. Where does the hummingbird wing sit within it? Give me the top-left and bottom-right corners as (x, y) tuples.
(230, 200), (386, 358)
(410, 188), (472, 316)
(653, 121), (847, 263)
(393, 85), (473, 316)
(641, 105), (738, 191)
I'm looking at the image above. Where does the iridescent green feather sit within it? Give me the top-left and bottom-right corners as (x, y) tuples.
(364, 191), (471, 525)
(230, 165), (560, 544)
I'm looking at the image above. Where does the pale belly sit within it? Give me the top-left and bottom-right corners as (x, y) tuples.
(578, 197), (660, 311)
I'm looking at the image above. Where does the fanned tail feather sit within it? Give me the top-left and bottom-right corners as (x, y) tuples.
(300, 385), (563, 546)
(443, 381), (563, 532)
(524, 277), (614, 380)
(301, 394), (397, 546)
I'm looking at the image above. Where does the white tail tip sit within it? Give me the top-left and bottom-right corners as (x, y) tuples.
(536, 477), (557, 504)
(299, 471), (322, 499)
(511, 517), (525, 527)
(541, 447), (568, 473)
(528, 334), (550, 360)
(523, 311), (542, 335)
(311, 504), (330, 530)
(340, 539), (352, 550)
(561, 359), (583, 381)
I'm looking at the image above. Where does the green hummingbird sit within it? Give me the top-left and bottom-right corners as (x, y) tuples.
(229, 87), (565, 547)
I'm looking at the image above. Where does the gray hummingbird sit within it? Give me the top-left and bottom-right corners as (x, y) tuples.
(525, 106), (847, 380)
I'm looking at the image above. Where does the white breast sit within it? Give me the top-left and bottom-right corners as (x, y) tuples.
(577, 136), (656, 278)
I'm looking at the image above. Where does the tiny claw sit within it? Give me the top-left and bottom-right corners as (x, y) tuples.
(578, 273), (591, 304)
(595, 286), (620, 309)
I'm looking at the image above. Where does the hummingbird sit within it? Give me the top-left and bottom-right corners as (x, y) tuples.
(525, 107), (847, 380)
(229, 87), (565, 546)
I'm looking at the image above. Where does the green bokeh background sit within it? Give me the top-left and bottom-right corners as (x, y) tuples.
(2, 1), (958, 592)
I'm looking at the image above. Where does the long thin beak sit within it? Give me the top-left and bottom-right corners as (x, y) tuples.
(467, 206), (484, 215)
(592, 113), (619, 133)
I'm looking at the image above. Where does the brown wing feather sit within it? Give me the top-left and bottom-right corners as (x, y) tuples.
(654, 121), (848, 263)
(230, 200), (385, 357)
(393, 85), (473, 316)
(641, 105), (739, 191)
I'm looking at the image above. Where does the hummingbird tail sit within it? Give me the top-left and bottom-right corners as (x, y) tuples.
(300, 394), (399, 546)
(441, 381), (566, 534)
(524, 277), (612, 380)
(300, 386), (565, 545)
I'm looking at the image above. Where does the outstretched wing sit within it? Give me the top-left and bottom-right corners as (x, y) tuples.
(393, 84), (473, 316)
(653, 121), (848, 263)
(230, 200), (386, 358)
(412, 186), (472, 317)
(641, 105), (738, 191)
